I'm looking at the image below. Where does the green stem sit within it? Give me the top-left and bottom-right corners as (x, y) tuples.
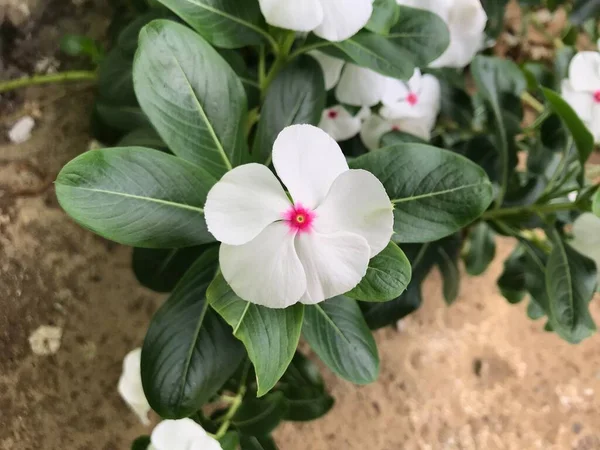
(288, 41), (331, 61)
(521, 91), (545, 114)
(0, 70), (97, 94)
(215, 361), (250, 439)
(259, 32), (296, 100)
(482, 201), (576, 220)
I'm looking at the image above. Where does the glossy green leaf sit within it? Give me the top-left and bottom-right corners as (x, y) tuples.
(207, 273), (304, 396)
(252, 56), (325, 164)
(132, 246), (208, 292)
(527, 298), (545, 320)
(95, 103), (151, 131)
(333, 6), (449, 79)
(303, 296), (379, 384)
(154, 0), (267, 48)
(118, 128), (169, 152)
(380, 130), (428, 146)
(570, 0), (600, 25)
(542, 88), (594, 168)
(97, 48), (136, 106)
(366, 0), (400, 34)
(218, 431), (240, 450)
(233, 392), (288, 436)
(131, 436), (151, 450)
(141, 250), (244, 418)
(593, 190), (600, 217)
(350, 144), (493, 243)
(55, 147), (217, 248)
(240, 435), (278, 450)
(464, 222), (496, 276)
(554, 47), (575, 90)
(546, 231), (597, 344)
(481, 0), (509, 38)
(436, 235), (462, 305)
(346, 241), (411, 302)
(497, 246), (527, 304)
(134, 20), (249, 178)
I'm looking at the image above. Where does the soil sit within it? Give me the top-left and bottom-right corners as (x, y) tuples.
(2, 2), (600, 450)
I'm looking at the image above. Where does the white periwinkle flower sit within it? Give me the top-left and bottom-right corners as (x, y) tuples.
(118, 348), (151, 426)
(380, 69), (441, 121)
(570, 213), (600, 287)
(360, 113), (435, 150)
(258, 0), (373, 42)
(396, 0), (487, 69)
(561, 52), (600, 143)
(204, 124), (394, 308)
(148, 419), (222, 450)
(318, 105), (370, 141)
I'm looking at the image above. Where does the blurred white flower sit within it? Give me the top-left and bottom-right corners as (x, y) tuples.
(118, 348), (151, 426)
(396, 0), (487, 68)
(204, 125), (393, 308)
(561, 51), (600, 143)
(380, 69), (441, 121)
(148, 419), (222, 450)
(258, 0), (373, 42)
(360, 113), (435, 150)
(570, 213), (600, 287)
(318, 105), (370, 141)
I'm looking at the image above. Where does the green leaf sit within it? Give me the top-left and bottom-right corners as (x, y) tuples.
(481, 0), (509, 38)
(542, 88), (594, 168)
(346, 241), (411, 302)
(240, 435), (278, 450)
(118, 128), (169, 152)
(279, 352), (334, 422)
(60, 34), (103, 63)
(464, 222), (496, 276)
(366, 0), (400, 34)
(333, 6), (449, 80)
(218, 431), (240, 450)
(154, 0), (267, 48)
(141, 250), (245, 418)
(132, 246), (209, 292)
(593, 190), (600, 217)
(497, 246), (527, 304)
(131, 436), (151, 450)
(55, 147), (216, 248)
(252, 56), (325, 164)
(97, 47), (136, 106)
(233, 392), (288, 436)
(546, 231), (597, 344)
(527, 298), (545, 320)
(207, 273), (304, 397)
(350, 144), (494, 243)
(436, 236), (462, 305)
(95, 103), (151, 131)
(570, 0), (600, 25)
(134, 20), (249, 178)
(380, 130), (428, 146)
(553, 47), (575, 90)
(303, 296), (379, 384)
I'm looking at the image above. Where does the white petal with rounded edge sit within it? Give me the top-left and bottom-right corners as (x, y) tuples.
(407, 68), (422, 93)
(220, 222), (306, 308)
(296, 230), (371, 304)
(313, 0), (373, 42)
(381, 73), (440, 120)
(571, 213), (600, 286)
(360, 114), (393, 150)
(318, 105), (362, 141)
(569, 52), (600, 92)
(336, 64), (388, 107)
(381, 77), (409, 105)
(272, 124), (349, 209)
(562, 79), (593, 122)
(204, 164), (291, 246)
(310, 51), (345, 90)
(151, 419), (222, 450)
(118, 348), (151, 426)
(258, 0), (323, 32)
(315, 169), (393, 256)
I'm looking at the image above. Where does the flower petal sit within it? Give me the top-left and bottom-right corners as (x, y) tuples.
(336, 64), (388, 107)
(571, 213), (600, 286)
(117, 348), (151, 426)
(151, 419), (222, 450)
(220, 222), (307, 308)
(319, 105), (362, 141)
(313, 0), (374, 42)
(562, 79), (593, 122)
(204, 163), (291, 246)
(310, 51), (345, 90)
(568, 52), (600, 92)
(295, 231), (370, 304)
(360, 114), (393, 150)
(315, 169), (393, 256)
(258, 0), (323, 32)
(272, 124), (349, 209)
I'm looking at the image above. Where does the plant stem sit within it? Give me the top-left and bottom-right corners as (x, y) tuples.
(521, 91), (545, 114)
(0, 71), (97, 94)
(214, 360), (250, 439)
(288, 41), (331, 61)
(482, 201), (576, 220)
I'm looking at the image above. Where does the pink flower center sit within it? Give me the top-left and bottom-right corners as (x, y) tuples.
(407, 92), (418, 106)
(327, 109), (338, 119)
(391, 125), (400, 131)
(594, 90), (600, 103)
(283, 204), (315, 233)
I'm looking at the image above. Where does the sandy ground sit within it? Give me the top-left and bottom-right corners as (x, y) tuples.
(2, 2), (600, 450)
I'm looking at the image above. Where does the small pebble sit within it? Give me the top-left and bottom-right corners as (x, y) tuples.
(29, 325), (63, 355)
(8, 116), (35, 144)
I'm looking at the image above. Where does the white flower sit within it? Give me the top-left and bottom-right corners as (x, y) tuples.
(318, 105), (370, 141)
(204, 124), (394, 308)
(118, 348), (151, 426)
(148, 419), (222, 450)
(570, 213), (600, 287)
(360, 113), (435, 150)
(258, 0), (373, 42)
(561, 51), (600, 143)
(379, 69), (441, 121)
(396, 0), (487, 69)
